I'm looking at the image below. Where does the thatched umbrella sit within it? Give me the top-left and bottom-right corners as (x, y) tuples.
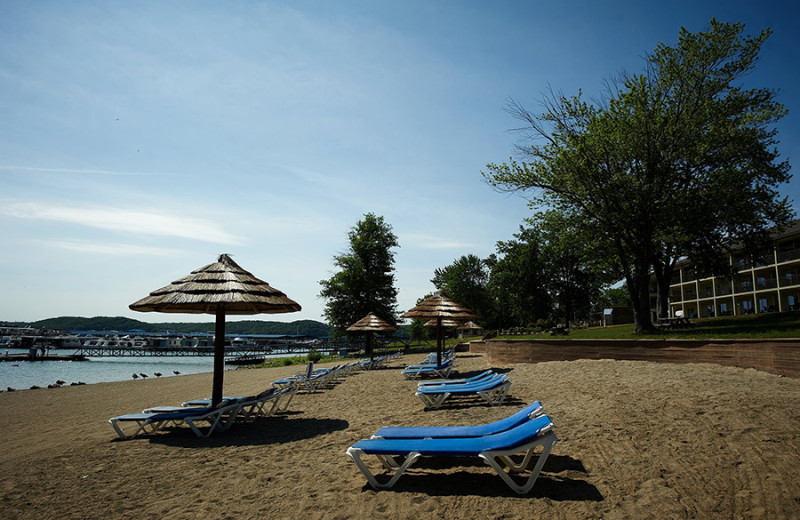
(457, 320), (483, 338)
(129, 254), (301, 405)
(423, 318), (461, 328)
(401, 292), (478, 366)
(346, 313), (397, 361)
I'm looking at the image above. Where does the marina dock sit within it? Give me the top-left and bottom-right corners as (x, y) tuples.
(1, 352), (87, 362)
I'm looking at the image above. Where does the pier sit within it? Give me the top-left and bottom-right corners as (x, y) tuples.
(1, 352), (87, 362)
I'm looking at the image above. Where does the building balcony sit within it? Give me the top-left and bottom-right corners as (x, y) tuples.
(777, 248), (800, 263)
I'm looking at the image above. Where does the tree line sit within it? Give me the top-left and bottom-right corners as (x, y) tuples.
(23, 317), (331, 336)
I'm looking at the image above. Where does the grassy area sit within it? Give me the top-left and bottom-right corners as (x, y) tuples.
(520, 312), (800, 340)
(253, 353), (342, 369)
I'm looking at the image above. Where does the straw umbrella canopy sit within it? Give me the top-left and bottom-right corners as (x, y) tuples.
(129, 254), (301, 405)
(346, 312), (397, 361)
(457, 320), (483, 338)
(457, 320), (482, 331)
(423, 318), (461, 328)
(401, 292), (478, 366)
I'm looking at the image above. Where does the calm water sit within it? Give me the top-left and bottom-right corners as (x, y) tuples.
(0, 349), (291, 390)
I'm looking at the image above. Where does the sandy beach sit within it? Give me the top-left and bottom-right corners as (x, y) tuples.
(1, 351), (799, 519)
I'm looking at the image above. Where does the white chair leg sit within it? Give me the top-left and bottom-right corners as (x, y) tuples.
(478, 381), (511, 406)
(346, 448), (421, 489)
(415, 391), (450, 409)
(478, 432), (557, 494)
(277, 388), (296, 412)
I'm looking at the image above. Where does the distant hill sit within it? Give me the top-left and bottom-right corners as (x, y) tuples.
(22, 316), (331, 337)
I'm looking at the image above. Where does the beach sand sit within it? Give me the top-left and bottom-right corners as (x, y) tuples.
(1, 352), (799, 519)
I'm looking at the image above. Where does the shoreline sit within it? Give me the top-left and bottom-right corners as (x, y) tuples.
(0, 351), (324, 391)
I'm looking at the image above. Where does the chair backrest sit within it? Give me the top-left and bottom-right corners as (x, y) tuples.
(255, 387), (278, 400)
(305, 361), (314, 379)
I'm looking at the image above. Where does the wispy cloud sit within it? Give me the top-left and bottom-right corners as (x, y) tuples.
(46, 240), (184, 256)
(400, 233), (478, 250)
(3, 202), (243, 245)
(0, 165), (186, 177)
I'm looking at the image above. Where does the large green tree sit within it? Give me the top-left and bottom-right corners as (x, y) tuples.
(536, 211), (618, 324)
(484, 20), (792, 333)
(318, 213), (400, 333)
(485, 226), (552, 328)
(431, 254), (490, 321)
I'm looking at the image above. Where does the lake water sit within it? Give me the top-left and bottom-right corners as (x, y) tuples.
(0, 349), (293, 390)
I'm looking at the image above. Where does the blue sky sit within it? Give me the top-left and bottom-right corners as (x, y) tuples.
(1, 0), (798, 324)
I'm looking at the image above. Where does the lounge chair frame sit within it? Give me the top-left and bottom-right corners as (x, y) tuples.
(346, 427), (557, 494)
(109, 402), (238, 440)
(402, 362), (454, 380)
(147, 385), (297, 421)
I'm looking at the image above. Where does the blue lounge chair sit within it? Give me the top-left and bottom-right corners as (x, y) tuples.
(416, 369), (494, 388)
(401, 358), (454, 380)
(109, 400), (239, 440)
(188, 385), (297, 416)
(346, 413), (557, 494)
(145, 386), (296, 420)
(415, 374), (511, 409)
(372, 401), (543, 439)
(271, 362), (334, 393)
(271, 361), (315, 389)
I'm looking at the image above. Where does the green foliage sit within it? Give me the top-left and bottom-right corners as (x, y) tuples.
(483, 20), (792, 333)
(408, 317), (432, 344)
(485, 226), (552, 328)
(32, 316), (149, 331)
(431, 254), (490, 319)
(307, 350), (322, 362)
(534, 211), (619, 323)
(535, 318), (552, 329)
(318, 213), (400, 334)
(597, 285), (632, 310)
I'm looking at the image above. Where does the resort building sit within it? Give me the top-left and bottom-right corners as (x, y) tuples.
(659, 221), (800, 319)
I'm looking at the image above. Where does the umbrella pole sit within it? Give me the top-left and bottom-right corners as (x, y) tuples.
(368, 332), (374, 361)
(436, 316), (443, 366)
(212, 307), (226, 406)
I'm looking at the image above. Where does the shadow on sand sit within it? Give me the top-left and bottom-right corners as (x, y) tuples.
(358, 454), (602, 501)
(419, 395), (527, 412)
(145, 414), (349, 448)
